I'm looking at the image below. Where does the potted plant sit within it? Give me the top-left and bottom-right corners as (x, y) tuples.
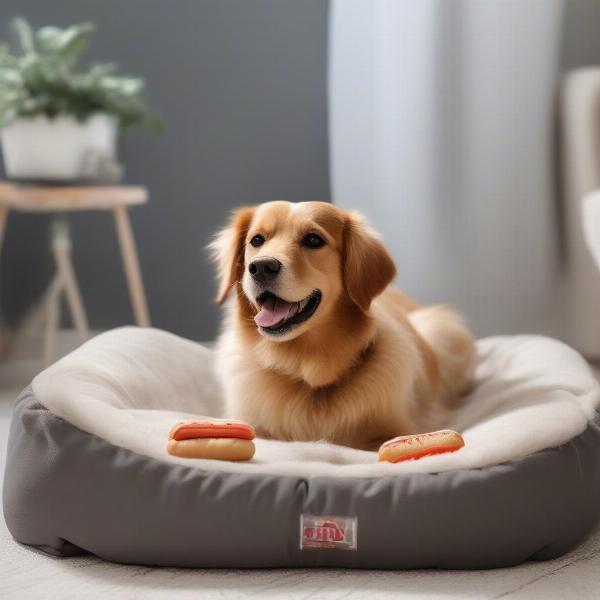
(0, 17), (159, 182)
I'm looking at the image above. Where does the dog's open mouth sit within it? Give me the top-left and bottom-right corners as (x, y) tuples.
(254, 289), (322, 334)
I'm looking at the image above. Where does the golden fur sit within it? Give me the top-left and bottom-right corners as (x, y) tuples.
(211, 201), (475, 450)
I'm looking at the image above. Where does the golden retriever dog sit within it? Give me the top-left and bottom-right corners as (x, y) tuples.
(211, 201), (475, 450)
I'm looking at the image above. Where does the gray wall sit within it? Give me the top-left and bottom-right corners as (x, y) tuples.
(562, 0), (600, 68)
(0, 0), (330, 341)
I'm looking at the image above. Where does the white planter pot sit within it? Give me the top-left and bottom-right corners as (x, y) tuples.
(0, 113), (117, 181)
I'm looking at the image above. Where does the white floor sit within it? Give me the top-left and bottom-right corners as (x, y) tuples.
(1, 332), (600, 599)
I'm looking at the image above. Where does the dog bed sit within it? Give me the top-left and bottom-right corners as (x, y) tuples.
(4, 327), (600, 569)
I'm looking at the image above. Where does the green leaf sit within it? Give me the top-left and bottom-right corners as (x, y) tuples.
(101, 76), (143, 95)
(35, 27), (63, 53)
(0, 69), (21, 85)
(57, 22), (94, 59)
(12, 17), (36, 55)
(87, 62), (117, 78)
(0, 44), (18, 67)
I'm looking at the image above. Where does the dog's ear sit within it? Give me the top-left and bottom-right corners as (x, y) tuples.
(343, 212), (396, 311)
(209, 207), (255, 303)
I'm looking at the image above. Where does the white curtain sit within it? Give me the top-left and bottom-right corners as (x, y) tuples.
(329, 0), (567, 341)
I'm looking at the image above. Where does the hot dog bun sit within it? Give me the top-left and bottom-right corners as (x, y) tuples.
(167, 437), (255, 461)
(378, 429), (464, 463)
(167, 420), (256, 461)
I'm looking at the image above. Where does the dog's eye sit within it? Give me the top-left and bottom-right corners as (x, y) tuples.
(250, 234), (265, 247)
(302, 233), (325, 249)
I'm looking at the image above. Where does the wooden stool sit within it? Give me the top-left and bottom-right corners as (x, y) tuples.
(0, 183), (151, 363)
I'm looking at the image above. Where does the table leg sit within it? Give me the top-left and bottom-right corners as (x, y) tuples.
(0, 205), (8, 258)
(112, 205), (150, 327)
(52, 218), (90, 343)
(43, 274), (63, 366)
(0, 206), (9, 358)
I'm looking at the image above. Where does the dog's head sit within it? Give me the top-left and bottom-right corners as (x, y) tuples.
(210, 201), (396, 341)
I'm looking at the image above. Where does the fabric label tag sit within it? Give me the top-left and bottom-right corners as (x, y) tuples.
(300, 514), (358, 550)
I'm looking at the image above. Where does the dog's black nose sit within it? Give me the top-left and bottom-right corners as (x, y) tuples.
(248, 257), (281, 283)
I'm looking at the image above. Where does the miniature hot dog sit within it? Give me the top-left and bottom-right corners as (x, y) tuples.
(167, 420), (256, 461)
(378, 429), (464, 463)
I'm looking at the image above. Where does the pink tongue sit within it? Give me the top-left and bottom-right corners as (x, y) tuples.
(255, 297), (300, 328)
